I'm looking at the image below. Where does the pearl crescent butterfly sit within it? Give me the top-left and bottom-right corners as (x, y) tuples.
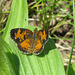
(10, 28), (49, 55)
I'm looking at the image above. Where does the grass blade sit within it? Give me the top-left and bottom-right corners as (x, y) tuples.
(66, 1), (75, 75)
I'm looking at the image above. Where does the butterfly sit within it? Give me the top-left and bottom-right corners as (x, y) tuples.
(10, 28), (49, 55)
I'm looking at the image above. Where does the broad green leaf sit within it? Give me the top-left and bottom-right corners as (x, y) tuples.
(2, 0), (28, 40)
(0, 37), (16, 75)
(2, 0), (65, 75)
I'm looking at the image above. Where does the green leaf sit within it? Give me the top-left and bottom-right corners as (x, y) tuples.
(2, 0), (65, 75)
(2, 0), (28, 40)
(0, 37), (16, 75)
(68, 62), (75, 75)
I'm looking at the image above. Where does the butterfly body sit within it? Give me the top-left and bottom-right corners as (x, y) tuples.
(10, 28), (49, 55)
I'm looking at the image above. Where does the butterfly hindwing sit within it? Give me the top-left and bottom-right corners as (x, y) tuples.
(17, 44), (31, 54)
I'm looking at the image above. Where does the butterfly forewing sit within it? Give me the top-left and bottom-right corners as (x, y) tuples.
(10, 28), (33, 43)
(37, 30), (49, 44)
